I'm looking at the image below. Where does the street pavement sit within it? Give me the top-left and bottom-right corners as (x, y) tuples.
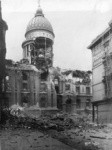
(0, 129), (76, 150)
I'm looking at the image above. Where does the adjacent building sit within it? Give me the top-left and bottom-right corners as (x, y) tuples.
(55, 69), (92, 114)
(88, 20), (112, 123)
(75, 82), (92, 114)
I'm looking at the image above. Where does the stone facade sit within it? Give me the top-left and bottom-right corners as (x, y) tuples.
(75, 84), (92, 114)
(4, 64), (40, 107)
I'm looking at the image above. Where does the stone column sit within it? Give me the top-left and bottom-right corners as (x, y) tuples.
(35, 72), (40, 105)
(29, 71), (34, 105)
(47, 80), (51, 107)
(10, 70), (15, 106)
(53, 88), (57, 108)
(46, 75), (52, 107)
(92, 104), (95, 122)
(62, 94), (66, 112)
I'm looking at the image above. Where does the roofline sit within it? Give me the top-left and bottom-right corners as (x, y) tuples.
(87, 27), (110, 49)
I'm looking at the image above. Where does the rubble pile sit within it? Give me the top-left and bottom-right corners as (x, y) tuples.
(1, 108), (105, 150)
(1, 108), (103, 131)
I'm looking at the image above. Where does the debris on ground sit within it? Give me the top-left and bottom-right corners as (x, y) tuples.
(0, 108), (108, 150)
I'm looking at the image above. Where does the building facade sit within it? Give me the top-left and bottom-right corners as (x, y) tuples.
(5, 63), (40, 107)
(75, 83), (92, 114)
(88, 20), (112, 123)
(54, 69), (92, 114)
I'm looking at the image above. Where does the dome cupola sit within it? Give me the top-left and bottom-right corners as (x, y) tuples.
(35, 6), (44, 17)
(25, 5), (54, 41)
(22, 2), (55, 68)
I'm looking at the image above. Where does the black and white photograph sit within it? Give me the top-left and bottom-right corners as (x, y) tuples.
(0, 0), (112, 149)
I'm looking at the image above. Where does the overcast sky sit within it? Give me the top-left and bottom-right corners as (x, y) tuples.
(1, 0), (112, 71)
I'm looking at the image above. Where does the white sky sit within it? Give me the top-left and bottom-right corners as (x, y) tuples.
(1, 0), (112, 70)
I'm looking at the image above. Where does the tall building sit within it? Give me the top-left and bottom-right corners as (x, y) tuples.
(88, 20), (112, 123)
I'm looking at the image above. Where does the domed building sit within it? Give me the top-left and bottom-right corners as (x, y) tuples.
(4, 4), (57, 112)
(3, 3), (77, 115)
(20, 5), (57, 110)
(22, 6), (55, 69)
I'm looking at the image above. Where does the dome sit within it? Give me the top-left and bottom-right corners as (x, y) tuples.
(25, 7), (54, 36)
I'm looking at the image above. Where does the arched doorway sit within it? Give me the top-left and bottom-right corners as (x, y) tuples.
(40, 97), (47, 108)
(57, 95), (63, 110)
(22, 94), (29, 107)
(66, 96), (72, 113)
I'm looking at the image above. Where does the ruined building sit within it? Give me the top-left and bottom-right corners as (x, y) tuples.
(53, 69), (92, 114)
(0, 1), (8, 108)
(4, 4), (57, 111)
(1, 2), (92, 115)
(88, 19), (112, 123)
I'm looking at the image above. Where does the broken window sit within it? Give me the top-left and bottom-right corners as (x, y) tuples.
(54, 79), (58, 85)
(31, 50), (34, 57)
(55, 85), (59, 94)
(66, 97), (72, 104)
(5, 75), (10, 91)
(54, 78), (59, 93)
(76, 99), (81, 108)
(40, 71), (48, 80)
(86, 99), (91, 108)
(22, 95), (28, 104)
(23, 83), (27, 90)
(65, 84), (70, 91)
(76, 86), (80, 94)
(40, 97), (46, 108)
(82, 87), (84, 92)
(22, 72), (28, 81)
(30, 44), (34, 51)
(40, 83), (47, 92)
(86, 87), (90, 94)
